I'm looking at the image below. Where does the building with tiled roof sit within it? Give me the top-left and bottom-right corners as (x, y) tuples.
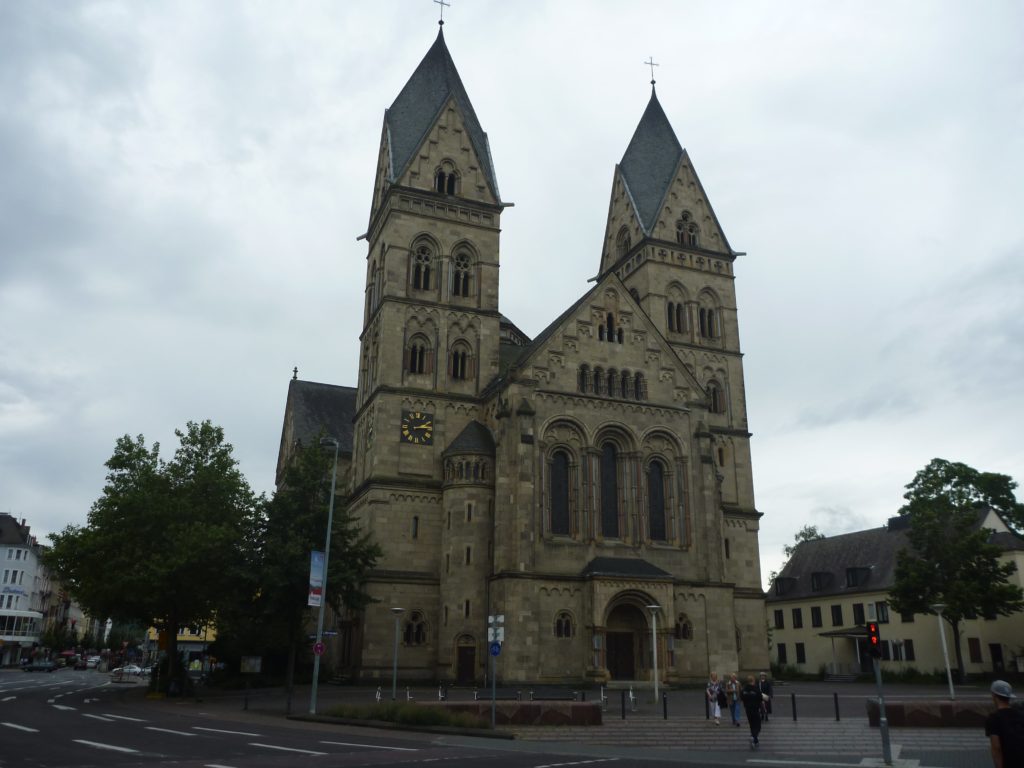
(277, 24), (766, 685)
(767, 511), (1024, 678)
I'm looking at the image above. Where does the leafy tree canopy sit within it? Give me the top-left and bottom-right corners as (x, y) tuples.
(45, 421), (259, 681)
(889, 458), (1024, 680)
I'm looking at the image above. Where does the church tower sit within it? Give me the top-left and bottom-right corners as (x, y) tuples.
(348, 26), (506, 679)
(598, 85), (761, 597)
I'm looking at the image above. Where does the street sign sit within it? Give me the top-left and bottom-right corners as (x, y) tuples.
(490, 641), (502, 656)
(313, 641), (325, 656)
(487, 626), (505, 642)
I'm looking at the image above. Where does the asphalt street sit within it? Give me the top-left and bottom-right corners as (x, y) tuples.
(0, 669), (998, 768)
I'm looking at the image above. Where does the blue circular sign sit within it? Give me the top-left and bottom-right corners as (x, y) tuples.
(489, 641), (502, 656)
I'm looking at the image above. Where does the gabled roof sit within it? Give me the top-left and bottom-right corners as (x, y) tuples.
(767, 525), (909, 603)
(384, 28), (499, 201)
(619, 87), (683, 235)
(442, 420), (495, 457)
(582, 556), (672, 580)
(0, 513), (31, 546)
(276, 379), (357, 485)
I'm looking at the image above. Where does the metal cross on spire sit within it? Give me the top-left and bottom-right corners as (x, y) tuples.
(434, 0), (451, 25)
(644, 56), (659, 85)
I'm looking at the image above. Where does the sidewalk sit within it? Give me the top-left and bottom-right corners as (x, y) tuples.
(149, 682), (994, 768)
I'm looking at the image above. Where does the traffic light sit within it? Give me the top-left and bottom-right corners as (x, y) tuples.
(867, 621), (881, 657)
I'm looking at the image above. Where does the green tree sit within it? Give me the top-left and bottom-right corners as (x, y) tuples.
(888, 458), (1024, 682)
(225, 438), (380, 700)
(44, 421), (259, 689)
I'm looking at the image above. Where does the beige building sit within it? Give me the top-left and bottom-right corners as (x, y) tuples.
(767, 511), (1024, 679)
(278, 27), (768, 686)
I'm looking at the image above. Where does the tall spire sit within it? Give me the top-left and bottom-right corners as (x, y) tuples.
(383, 28), (500, 201)
(618, 89), (683, 235)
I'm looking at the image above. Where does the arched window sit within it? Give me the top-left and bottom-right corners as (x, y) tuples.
(450, 343), (471, 381)
(709, 382), (725, 414)
(550, 450), (570, 535)
(699, 307), (718, 339)
(554, 611), (574, 639)
(621, 370), (631, 398)
(676, 212), (699, 246)
(648, 459), (667, 541)
(412, 243), (433, 291)
(452, 251), (472, 297)
(606, 313), (615, 343)
(600, 442), (620, 537)
(594, 367), (604, 395)
(616, 328), (624, 343)
(407, 340), (428, 374)
(634, 372), (645, 401)
(616, 227), (631, 258)
(403, 610), (427, 645)
(578, 365), (590, 393)
(675, 614), (693, 640)
(607, 369), (617, 397)
(667, 301), (676, 332)
(435, 162), (458, 195)
(676, 303), (686, 333)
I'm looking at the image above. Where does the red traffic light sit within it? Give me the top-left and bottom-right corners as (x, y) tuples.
(867, 621), (881, 657)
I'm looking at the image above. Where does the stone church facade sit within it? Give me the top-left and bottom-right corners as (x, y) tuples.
(278, 27), (768, 685)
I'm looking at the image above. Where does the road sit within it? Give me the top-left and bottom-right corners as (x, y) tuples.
(1, 669), (684, 768)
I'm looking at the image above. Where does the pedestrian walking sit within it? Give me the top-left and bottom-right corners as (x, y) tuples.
(757, 671), (774, 722)
(726, 672), (742, 726)
(741, 675), (764, 750)
(985, 680), (1024, 768)
(706, 672), (724, 725)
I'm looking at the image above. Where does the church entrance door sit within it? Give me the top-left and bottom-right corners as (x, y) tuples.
(456, 637), (476, 685)
(606, 632), (635, 679)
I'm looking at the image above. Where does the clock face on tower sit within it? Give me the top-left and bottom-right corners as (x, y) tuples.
(400, 410), (434, 445)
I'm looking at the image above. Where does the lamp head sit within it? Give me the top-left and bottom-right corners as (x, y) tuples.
(390, 607), (405, 616)
(320, 436), (339, 449)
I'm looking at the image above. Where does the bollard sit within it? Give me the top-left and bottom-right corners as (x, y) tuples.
(834, 691), (840, 721)
(621, 689), (627, 720)
(791, 691), (797, 721)
(662, 692), (668, 720)
(705, 691), (710, 720)
(581, 690), (587, 702)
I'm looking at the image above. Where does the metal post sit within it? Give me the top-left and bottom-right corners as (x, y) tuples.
(931, 604), (955, 700)
(390, 607), (404, 700)
(491, 652), (496, 729)
(873, 656), (893, 765)
(309, 437), (340, 715)
(621, 689), (626, 719)
(662, 692), (668, 720)
(834, 692), (840, 721)
(791, 691), (797, 721)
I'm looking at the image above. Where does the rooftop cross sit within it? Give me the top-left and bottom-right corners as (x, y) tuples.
(434, 0), (450, 25)
(644, 56), (659, 85)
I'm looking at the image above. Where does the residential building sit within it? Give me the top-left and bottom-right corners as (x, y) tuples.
(0, 514), (46, 665)
(767, 511), (1024, 678)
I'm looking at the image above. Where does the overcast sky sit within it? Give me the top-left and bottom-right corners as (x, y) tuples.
(2, 1), (1021, 588)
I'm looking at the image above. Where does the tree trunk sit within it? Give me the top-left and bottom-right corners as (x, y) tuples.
(949, 617), (965, 684)
(166, 612), (180, 695)
(285, 627), (296, 715)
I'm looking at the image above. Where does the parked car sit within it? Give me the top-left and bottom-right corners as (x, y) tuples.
(110, 664), (143, 676)
(85, 656), (101, 669)
(23, 660), (57, 673)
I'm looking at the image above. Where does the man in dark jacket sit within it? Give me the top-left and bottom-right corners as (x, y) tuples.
(741, 675), (764, 749)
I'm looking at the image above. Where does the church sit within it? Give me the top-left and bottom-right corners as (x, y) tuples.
(277, 24), (768, 686)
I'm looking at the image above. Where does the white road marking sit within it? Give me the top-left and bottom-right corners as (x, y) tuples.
(249, 742), (326, 756)
(104, 714), (146, 721)
(83, 714), (115, 722)
(193, 726), (261, 736)
(2, 696), (15, 701)
(320, 740), (418, 751)
(52, 704), (77, 711)
(2, 722), (39, 732)
(145, 726), (196, 736)
(204, 764), (239, 768)
(73, 739), (139, 753)
(533, 761), (619, 768)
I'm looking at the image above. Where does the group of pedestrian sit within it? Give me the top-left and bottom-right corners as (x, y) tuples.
(706, 671), (773, 749)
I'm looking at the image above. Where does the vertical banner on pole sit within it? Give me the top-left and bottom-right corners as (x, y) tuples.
(308, 551), (325, 607)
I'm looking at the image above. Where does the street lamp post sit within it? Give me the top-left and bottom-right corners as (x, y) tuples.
(930, 603), (955, 700)
(390, 607), (405, 700)
(309, 437), (340, 715)
(646, 604), (661, 702)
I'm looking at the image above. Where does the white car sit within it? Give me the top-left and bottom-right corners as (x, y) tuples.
(85, 656), (101, 669)
(110, 664), (143, 676)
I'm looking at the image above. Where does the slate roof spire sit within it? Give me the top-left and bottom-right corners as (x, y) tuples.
(384, 27), (500, 201)
(618, 86), (683, 235)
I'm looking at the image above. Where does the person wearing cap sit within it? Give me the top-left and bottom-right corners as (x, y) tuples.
(985, 679), (1024, 768)
(757, 671), (774, 722)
